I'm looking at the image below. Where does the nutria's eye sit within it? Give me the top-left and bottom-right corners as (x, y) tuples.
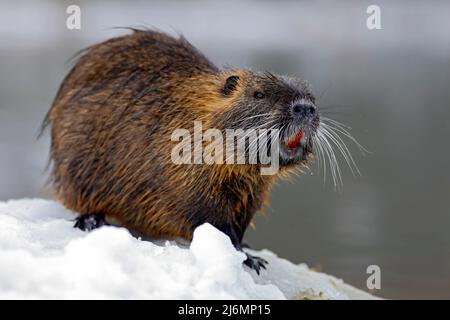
(254, 91), (265, 99)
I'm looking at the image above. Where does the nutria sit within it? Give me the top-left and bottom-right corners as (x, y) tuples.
(42, 29), (350, 273)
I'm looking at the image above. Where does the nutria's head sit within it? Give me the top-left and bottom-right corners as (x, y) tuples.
(216, 71), (319, 167)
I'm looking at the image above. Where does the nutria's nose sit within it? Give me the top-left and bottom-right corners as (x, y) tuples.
(292, 103), (316, 118)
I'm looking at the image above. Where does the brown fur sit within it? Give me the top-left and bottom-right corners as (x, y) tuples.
(44, 30), (315, 246)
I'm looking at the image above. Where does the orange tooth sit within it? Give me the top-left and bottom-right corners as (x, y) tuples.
(287, 130), (303, 149)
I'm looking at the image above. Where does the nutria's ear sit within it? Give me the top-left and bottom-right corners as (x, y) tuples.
(222, 75), (240, 96)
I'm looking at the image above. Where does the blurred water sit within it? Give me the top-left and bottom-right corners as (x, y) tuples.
(0, 0), (449, 298)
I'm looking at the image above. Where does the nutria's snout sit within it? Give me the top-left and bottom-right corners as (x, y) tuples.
(291, 99), (317, 123)
(279, 97), (319, 166)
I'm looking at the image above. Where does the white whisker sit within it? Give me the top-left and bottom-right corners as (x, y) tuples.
(310, 115), (367, 190)
(320, 124), (360, 176)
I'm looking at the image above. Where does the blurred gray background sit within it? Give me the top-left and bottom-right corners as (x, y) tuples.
(0, 0), (449, 299)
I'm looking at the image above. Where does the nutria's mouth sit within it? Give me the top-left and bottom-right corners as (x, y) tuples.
(280, 128), (314, 164)
(285, 130), (306, 150)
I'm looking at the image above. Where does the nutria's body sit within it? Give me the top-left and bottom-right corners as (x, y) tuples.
(44, 30), (319, 272)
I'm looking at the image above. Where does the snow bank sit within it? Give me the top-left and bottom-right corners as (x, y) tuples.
(0, 199), (376, 300)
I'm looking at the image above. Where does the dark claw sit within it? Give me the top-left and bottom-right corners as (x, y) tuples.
(243, 253), (268, 275)
(74, 213), (108, 231)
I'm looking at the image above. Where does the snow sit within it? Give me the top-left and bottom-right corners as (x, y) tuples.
(0, 198), (377, 300)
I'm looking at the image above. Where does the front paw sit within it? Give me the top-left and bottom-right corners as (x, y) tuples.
(243, 253), (268, 275)
(74, 213), (107, 231)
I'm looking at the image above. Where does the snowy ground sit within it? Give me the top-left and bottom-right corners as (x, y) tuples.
(0, 198), (377, 299)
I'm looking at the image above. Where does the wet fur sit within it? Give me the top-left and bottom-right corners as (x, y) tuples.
(44, 30), (320, 259)
(45, 30), (280, 242)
